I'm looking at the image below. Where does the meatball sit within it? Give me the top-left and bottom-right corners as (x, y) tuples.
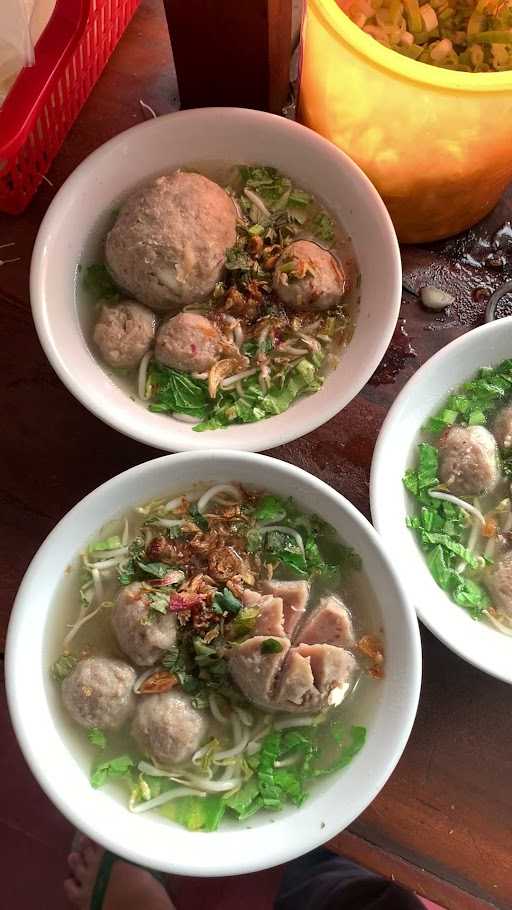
(105, 172), (237, 311)
(93, 300), (156, 368)
(62, 657), (136, 730)
(437, 425), (500, 497)
(155, 312), (223, 373)
(112, 583), (177, 667)
(273, 240), (346, 311)
(131, 690), (209, 767)
(484, 550), (512, 618)
(493, 406), (512, 450)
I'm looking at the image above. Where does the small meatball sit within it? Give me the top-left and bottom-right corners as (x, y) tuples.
(297, 595), (355, 649)
(93, 300), (156, 369)
(131, 690), (209, 767)
(493, 406), (512, 450)
(275, 650), (317, 710)
(253, 596), (285, 638)
(262, 579), (310, 638)
(155, 312), (223, 374)
(229, 636), (290, 709)
(484, 551), (512, 619)
(106, 172), (237, 311)
(437, 425), (500, 497)
(62, 657), (135, 730)
(112, 583), (177, 667)
(273, 240), (345, 311)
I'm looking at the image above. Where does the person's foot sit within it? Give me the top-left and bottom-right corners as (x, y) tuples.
(64, 834), (104, 907)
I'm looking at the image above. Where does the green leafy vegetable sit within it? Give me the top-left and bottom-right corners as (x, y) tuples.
(136, 561), (177, 579)
(403, 443), (439, 498)
(148, 364), (210, 418)
(257, 732), (283, 808)
(87, 728), (107, 750)
(161, 793), (226, 832)
(146, 591), (169, 615)
(83, 264), (119, 299)
(213, 587), (242, 615)
(224, 777), (260, 817)
(91, 755), (134, 789)
(50, 654), (78, 682)
(254, 495), (286, 521)
(229, 606), (261, 640)
(89, 535), (122, 552)
(260, 638), (283, 654)
(311, 212), (335, 246)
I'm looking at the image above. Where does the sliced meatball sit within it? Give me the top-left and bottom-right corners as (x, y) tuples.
(297, 595), (355, 649)
(275, 650), (317, 710)
(297, 643), (356, 700)
(273, 240), (346, 311)
(93, 300), (156, 369)
(155, 312), (223, 374)
(112, 583), (177, 667)
(437, 425), (500, 497)
(131, 690), (209, 767)
(229, 636), (290, 709)
(493, 406), (512, 451)
(106, 172), (237, 311)
(262, 579), (310, 637)
(483, 550), (512, 619)
(253, 595), (285, 637)
(62, 657), (136, 730)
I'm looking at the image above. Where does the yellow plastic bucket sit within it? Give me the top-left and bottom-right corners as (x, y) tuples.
(298, 0), (512, 242)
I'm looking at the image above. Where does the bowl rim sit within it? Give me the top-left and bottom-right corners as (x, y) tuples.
(6, 450), (422, 874)
(29, 106), (402, 454)
(310, 0), (512, 94)
(370, 317), (512, 683)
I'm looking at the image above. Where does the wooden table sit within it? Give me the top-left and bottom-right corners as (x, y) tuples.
(1, 2), (511, 908)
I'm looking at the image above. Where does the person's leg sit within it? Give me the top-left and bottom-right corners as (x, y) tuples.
(275, 848), (425, 910)
(64, 835), (175, 910)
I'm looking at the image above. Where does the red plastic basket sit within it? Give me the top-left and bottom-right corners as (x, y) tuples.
(0, 0), (140, 214)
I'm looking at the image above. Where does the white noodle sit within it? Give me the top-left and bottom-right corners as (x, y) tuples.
(131, 788), (205, 813)
(221, 368), (258, 389)
(137, 351), (152, 401)
(165, 495), (189, 512)
(171, 412), (201, 425)
(208, 692), (230, 725)
(259, 525), (305, 556)
(274, 716), (318, 730)
(197, 484), (241, 514)
(243, 188), (271, 217)
(485, 611), (512, 636)
(428, 490), (485, 525)
(277, 344), (309, 357)
(149, 518), (184, 529)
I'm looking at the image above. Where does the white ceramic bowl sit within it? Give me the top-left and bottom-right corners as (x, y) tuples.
(30, 107), (401, 452)
(371, 318), (512, 685)
(6, 451), (420, 876)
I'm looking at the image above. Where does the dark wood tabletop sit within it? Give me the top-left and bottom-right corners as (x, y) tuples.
(1, 2), (511, 909)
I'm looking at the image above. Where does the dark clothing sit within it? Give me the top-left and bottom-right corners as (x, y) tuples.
(276, 849), (424, 910)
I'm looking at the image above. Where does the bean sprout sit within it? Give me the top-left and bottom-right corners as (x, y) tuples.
(274, 715), (318, 730)
(148, 518), (184, 529)
(197, 484), (241, 514)
(243, 188), (271, 217)
(428, 490), (485, 525)
(258, 525), (305, 556)
(137, 351), (152, 401)
(236, 381), (245, 397)
(171, 774), (241, 793)
(91, 568), (104, 603)
(214, 715), (250, 761)
(274, 752), (301, 768)
(88, 547), (130, 561)
(221, 368), (258, 389)
(121, 519), (129, 546)
(171, 413), (201, 425)
(191, 371), (208, 380)
(234, 706), (254, 727)
(208, 692), (230, 725)
(277, 344), (309, 357)
(63, 602), (107, 649)
(456, 508), (482, 574)
(299, 334), (322, 354)
(83, 555), (125, 571)
(131, 787), (205, 813)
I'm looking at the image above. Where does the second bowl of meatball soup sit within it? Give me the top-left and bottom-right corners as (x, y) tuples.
(6, 451), (420, 875)
(371, 318), (512, 684)
(31, 107), (401, 452)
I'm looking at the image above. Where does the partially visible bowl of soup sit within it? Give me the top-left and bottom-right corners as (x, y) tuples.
(6, 451), (421, 875)
(30, 107), (401, 452)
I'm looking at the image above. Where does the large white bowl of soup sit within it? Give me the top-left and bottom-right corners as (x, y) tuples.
(30, 107), (401, 452)
(6, 452), (420, 875)
(371, 318), (512, 685)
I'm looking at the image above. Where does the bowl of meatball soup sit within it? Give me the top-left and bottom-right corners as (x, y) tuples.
(6, 451), (421, 874)
(30, 107), (401, 452)
(371, 318), (512, 684)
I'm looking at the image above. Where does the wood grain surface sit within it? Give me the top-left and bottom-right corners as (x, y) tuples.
(0, 2), (511, 908)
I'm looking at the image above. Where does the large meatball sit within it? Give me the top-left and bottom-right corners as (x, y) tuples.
(105, 172), (237, 311)
(62, 657), (136, 730)
(155, 312), (223, 373)
(484, 551), (512, 619)
(273, 240), (346, 311)
(131, 690), (209, 767)
(93, 300), (156, 369)
(437, 425), (500, 497)
(493, 406), (512, 450)
(112, 583), (177, 667)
